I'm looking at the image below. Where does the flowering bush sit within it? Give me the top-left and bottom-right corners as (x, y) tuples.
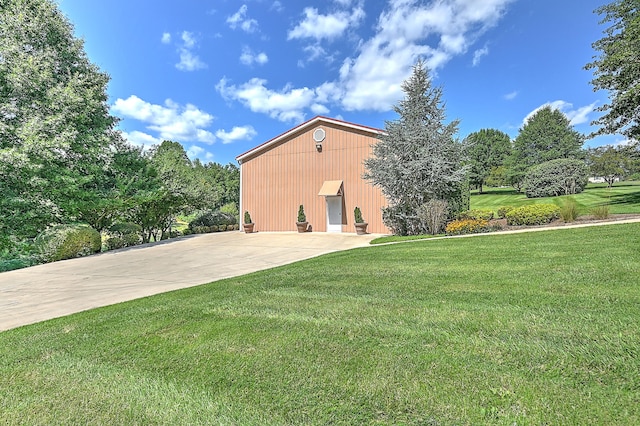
(505, 204), (560, 226)
(497, 206), (515, 219)
(457, 209), (494, 221)
(445, 219), (495, 235)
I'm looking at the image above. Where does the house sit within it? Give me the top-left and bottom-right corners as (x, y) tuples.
(236, 116), (391, 234)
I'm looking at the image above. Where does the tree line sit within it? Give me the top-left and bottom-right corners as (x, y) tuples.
(0, 0), (238, 268)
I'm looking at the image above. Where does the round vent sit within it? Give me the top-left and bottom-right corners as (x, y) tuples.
(313, 128), (326, 142)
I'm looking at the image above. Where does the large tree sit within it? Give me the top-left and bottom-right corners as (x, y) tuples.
(363, 60), (468, 235)
(0, 0), (118, 243)
(585, 0), (640, 139)
(507, 106), (585, 190)
(464, 128), (512, 193)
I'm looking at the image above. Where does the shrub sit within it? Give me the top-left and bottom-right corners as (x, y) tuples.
(244, 211), (252, 224)
(417, 199), (449, 235)
(458, 209), (494, 221)
(297, 205), (306, 222)
(354, 207), (364, 224)
(445, 219), (501, 235)
(591, 205), (610, 219)
(497, 206), (515, 219)
(104, 222), (142, 250)
(505, 204), (560, 226)
(524, 159), (589, 198)
(226, 225), (235, 231)
(559, 199), (580, 223)
(35, 224), (101, 262)
(189, 210), (236, 231)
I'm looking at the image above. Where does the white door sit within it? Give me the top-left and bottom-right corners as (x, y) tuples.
(326, 196), (342, 232)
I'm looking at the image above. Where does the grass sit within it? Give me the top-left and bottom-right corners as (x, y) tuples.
(471, 181), (640, 214)
(1, 224), (640, 424)
(370, 233), (439, 244)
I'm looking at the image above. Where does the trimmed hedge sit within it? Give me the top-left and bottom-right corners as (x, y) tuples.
(445, 219), (502, 235)
(189, 211), (237, 232)
(104, 222), (142, 250)
(505, 204), (560, 226)
(524, 159), (588, 198)
(35, 224), (102, 262)
(497, 206), (515, 219)
(458, 209), (494, 221)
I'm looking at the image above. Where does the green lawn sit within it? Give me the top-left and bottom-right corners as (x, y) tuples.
(471, 181), (640, 214)
(1, 224), (639, 424)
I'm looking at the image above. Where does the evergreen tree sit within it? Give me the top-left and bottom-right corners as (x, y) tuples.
(363, 60), (468, 235)
(507, 106), (584, 190)
(464, 128), (512, 193)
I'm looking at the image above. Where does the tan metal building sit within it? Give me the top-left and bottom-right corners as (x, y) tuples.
(236, 116), (391, 234)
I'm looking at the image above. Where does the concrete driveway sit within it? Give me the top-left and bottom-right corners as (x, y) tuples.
(0, 232), (378, 332)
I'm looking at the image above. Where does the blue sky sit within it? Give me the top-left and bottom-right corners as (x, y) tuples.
(56, 0), (620, 165)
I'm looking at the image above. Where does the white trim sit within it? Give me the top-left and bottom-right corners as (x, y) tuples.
(238, 159), (243, 231)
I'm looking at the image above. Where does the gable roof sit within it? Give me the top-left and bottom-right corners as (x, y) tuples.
(235, 116), (384, 163)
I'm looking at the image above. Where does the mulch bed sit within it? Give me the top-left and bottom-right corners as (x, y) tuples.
(490, 213), (640, 232)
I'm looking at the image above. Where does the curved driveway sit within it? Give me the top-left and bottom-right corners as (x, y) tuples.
(0, 232), (377, 332)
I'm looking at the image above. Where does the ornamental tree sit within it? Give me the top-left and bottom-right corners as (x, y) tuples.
(363, 60), (468, 235)
(585, 0), (640, 139)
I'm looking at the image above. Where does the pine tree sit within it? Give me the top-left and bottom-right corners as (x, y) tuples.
(363, 60), (468, 235)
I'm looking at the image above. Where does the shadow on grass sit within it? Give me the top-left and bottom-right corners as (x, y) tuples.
(607, 191), (640, 206)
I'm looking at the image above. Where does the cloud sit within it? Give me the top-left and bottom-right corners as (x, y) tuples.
(338, 0), (513, 111)
(288, 6), (365, 41)
(227, 5), (259, 33)
(472, 45), (489, 66)
(161, 32), (171, 44)
(217, 78), (316, 123)
(504, 90), (518, 100)
(122, 131), (162, 150)
(222, 0), (514, 118)
(112, 95), (216, 144)
(239, 47), (269, 66)
(176, 31), (206, 71)
(215, 125), (257, 144)
(523, 100), (598, 127)
(271, 1), (284, 12)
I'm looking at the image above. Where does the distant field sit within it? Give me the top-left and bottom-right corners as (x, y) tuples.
(1, 223), (639, 424)
(471, 181), (640, 214)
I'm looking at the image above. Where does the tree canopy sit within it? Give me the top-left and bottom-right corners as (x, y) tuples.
(585, 0), (640, 139)
(363, 60), (468, 235)
(464, 128), (512, 193)
(1, 0), (118, 243)
(507, 106), (584, 190)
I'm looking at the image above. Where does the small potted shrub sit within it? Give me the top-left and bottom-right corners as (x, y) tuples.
(296, 204), (308, 233)
(353, 206), (368, 235)
(243, 211), (254, 233)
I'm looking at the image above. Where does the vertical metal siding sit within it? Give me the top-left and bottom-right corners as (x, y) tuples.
(241, 122), (390, 234)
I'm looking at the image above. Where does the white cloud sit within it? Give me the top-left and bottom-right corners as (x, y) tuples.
(161, 32), (171, 44)
(112, 95), (216, 144)
(239, 47), (268, 66)
(222, 0), (514, 118)
(288, 6), (365, 41)
(271, 1), (284, 12)
(176, 31), (206, 71)
(227, 5), (259, 33)
(472, 45), (489, 66)
(217, 78), (316, 123)
(122, 131), (162, 150)
(504, 90), (518, 100)
(523, 100), (598, 127)
(215, 125), (257, 144)
(181, 31), (196, 48)
(177, 49), (207, 71)
(339, 0), (513, 111)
